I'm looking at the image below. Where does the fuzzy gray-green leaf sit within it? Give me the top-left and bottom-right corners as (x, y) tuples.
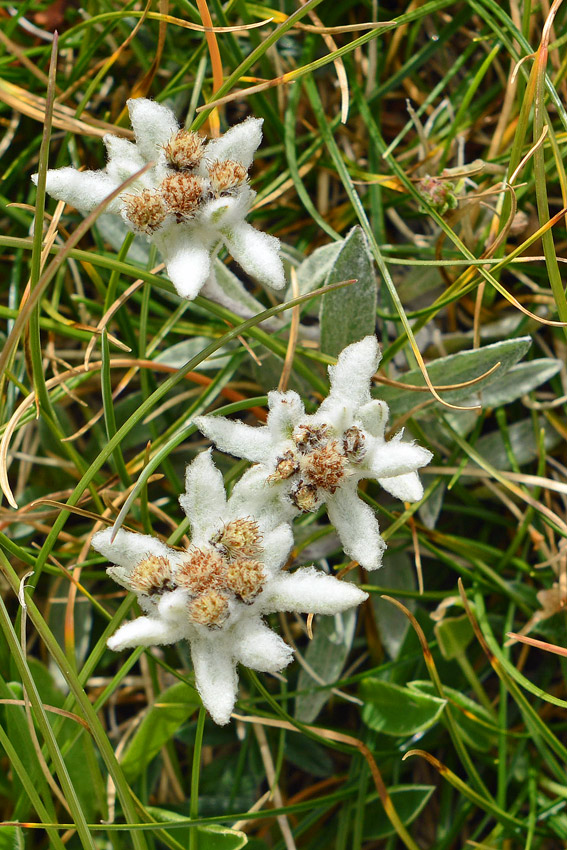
(320, 226), (377, 356)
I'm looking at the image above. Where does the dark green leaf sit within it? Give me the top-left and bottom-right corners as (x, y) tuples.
(360, 678), (446, 736)
(434, 615), (474, 660)
(147, 807), (248, 848)
(120, 682), (201, 782)
(363, 785), (435, 839)
(0, 826), (25, 850)
(295, 609), (356, 723)
(408, 681), (496, 752)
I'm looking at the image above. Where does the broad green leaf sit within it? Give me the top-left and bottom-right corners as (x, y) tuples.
(475, 417), (561, 470)
(368, 550), (416, 659)
(295, 609), (357, 723)
(320, 226), (377, 356)
(459, 358), (562, 407)
(0, 826), (25, 850)
(363, 785), (435, 839)
(360, 678), (446, 736)
(378, 336), (532, 415)
(147, 807), (247, 848)
(285, 733), (334, 776)
(120, 682), (200, 782)
(408, 681), (496, 752)
(434, 615), (474, 660)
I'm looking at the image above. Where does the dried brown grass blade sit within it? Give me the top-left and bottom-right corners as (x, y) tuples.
(0, 699), (91, 731)
(505, 632), (567, 658)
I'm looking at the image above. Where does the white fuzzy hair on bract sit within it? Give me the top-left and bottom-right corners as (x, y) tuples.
(93, 450), (367, 725)
(194, 336), (433, 572)
(33, 98), (285, 301)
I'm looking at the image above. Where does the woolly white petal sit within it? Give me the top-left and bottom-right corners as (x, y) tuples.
(191, 636), (238, 725)
(107, 616), (186, 650)
(369, 439), (432, 479)
(378, 471), (424, 503)
(326, 483), (385, 571)
(320, 336), (381, 415)
(267, 391), (304, 441)
(262, 568), (368, 615)
(234, 619), (293, 672)
(179, 449), (227, 540)
(193, 415), (273, 463)
(37, 168), (122, 213)
(127, 97), (179, 162)
(104, 134), (141, 162)
(356, 399), (389, 439)
(104, 134), (146, 183)
(92, 527), (175, 573)
(221, 221), (285, 290)
(199, 192), (251, 229)
(202, 117), (263, 170)
(153, 225), (215, 300)
(261, 524), (294, 575)
(228, 465), (296, 530)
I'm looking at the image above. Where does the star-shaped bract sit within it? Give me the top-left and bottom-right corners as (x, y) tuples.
(93, 451), (366, 725)
(34, 98), (285, 300)
(194, 336), (433, 571)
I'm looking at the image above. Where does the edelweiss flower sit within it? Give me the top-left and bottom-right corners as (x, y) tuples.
(194, 336), (433, 571)
(92, 451), (366, 725)
(34, 98), (285, 300)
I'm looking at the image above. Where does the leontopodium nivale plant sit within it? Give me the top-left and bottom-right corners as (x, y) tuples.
(194, 336), (433, 572)
(33, 98), (285, 301)
(92, 451), (367, 725)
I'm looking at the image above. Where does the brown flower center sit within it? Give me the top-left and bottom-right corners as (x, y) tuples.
(160, 173), (206, 221)
(129, 555), (175, 596)
(163, 130), (205, 170)
(301, 440), (348, 494)
(189, 590), (229, 628)
(122, 190), (168, 234)
(268, 423), (368, 511)
(211, 517), (263, 560)
(208, 159), (248, 196)
(176, 548), (225, 594)
(225, 559), (265, 603)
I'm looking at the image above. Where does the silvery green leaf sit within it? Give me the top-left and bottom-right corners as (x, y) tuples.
(320, 226), (377, 357)
(379, 336), (532, 416)
(295, 608), (357, 723)
(458, 358), (562, 408)
(155, 337), (234, 371)
(418, 479), (446, 530)
(474, 417), (560, 470)
(212, 259), (270, 314)
(294, 240), (343, 296)
(368, 550), (415, 659)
